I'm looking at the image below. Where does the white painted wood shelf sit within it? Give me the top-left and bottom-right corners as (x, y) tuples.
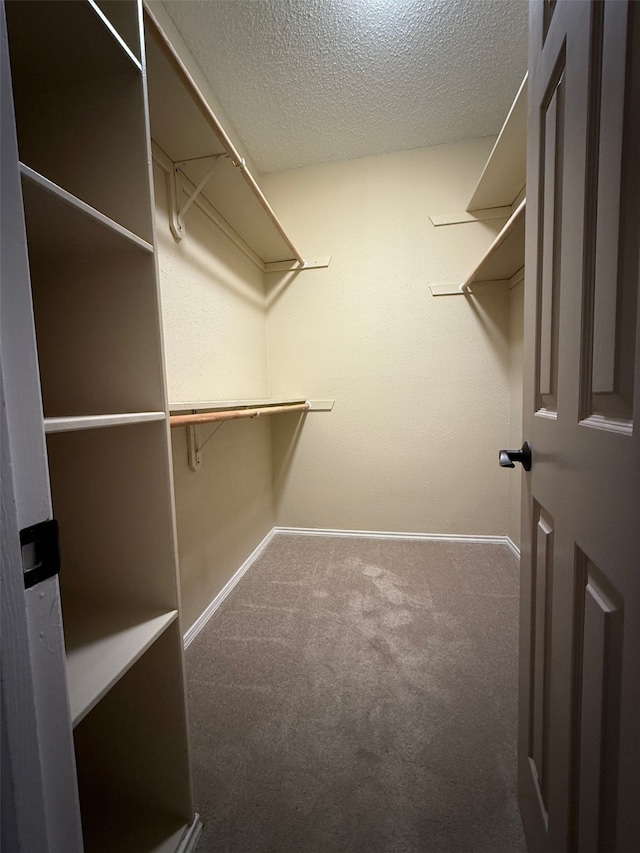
(65, 608), (178, 727)
(169, 398), (335, 413)
(467, 75), (528, 211)
(44, 412), (166, 434)
(462, 198), (526, 288)
(429, 75), (527, 297)
(20, 165), (154, 260)
(144, 5), (309, 268)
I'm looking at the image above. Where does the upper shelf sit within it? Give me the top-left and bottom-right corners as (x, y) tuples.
(169, 398), (335, 413)
(467, 75), (528, 212)
(143, 7), (306, 267)
(461, 199), (525, 290)
(20, 164), (153, 263)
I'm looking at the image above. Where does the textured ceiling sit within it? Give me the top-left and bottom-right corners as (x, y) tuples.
(161, 0), (528, 174)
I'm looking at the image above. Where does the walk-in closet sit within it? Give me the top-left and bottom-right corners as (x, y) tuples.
(3, 0), (527, 850)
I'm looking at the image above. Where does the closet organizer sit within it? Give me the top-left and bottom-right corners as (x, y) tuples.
(143, 3), (333, 464)
(4, 0), (330, 848)
(4, 1), (202, 850)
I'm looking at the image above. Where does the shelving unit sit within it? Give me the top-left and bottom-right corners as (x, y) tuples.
(5, 1), (198, 850)
(45, 412), (166, 434)
(429, 75), (527, 296)
(21, 163), (164, 418)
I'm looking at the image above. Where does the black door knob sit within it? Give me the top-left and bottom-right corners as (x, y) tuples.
(499, 441), (532, 471)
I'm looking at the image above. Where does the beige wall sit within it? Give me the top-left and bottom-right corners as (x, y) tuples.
(153, 161), (275, 629)
(153, 96), (524, 627)
(508, 276), (525, 550)
(262, 141), (514, 535)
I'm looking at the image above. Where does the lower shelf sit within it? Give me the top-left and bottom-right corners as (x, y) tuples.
(77, 798), (199, 853)
(73, 623), (194, 852)
(64, 607), (177, 726)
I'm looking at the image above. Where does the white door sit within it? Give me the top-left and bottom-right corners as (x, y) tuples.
(518, 0), (640, 850)
(0, 2), (83, 849)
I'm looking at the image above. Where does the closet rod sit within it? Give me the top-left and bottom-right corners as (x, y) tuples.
(170, 403), (310, 428)
(144, 5), (306, 268)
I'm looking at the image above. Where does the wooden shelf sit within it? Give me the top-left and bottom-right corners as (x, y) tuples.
(462, 199), (526, 288)
(169, 398), (334, 412)
(467, 75), (528, 211)
(93, 0), (143, 62)
(22, 168), (165, 417)
(65, 608), (177, 726)
(6, 3), (196, 848)
(144, 10), (303, 265)
(20, 165), (153, 262)
(72, 625), (194, 851)
(44, 412), (165, 434)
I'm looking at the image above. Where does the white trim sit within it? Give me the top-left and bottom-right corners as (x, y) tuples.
(176, 814), (203, 853)
(183, 528), (277, 648)
(183, 527), (522, 647)
(504, 537), (521, 559)
(274, 526), (512, 547)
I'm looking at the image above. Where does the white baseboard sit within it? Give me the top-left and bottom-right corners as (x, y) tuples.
(183, 528), (276, 649)
(176, 814), (203, 853)
(184, 526), (520, 647)
(275, 526), (512, 548)
(504, 537), (521, 559)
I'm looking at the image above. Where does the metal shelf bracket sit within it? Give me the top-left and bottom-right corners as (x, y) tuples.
(170, 154), (226, 241)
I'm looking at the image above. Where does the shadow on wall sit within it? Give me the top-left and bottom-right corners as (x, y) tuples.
(271, 410), (308, 517)
(463, 284), (511, 377)
(265, 268), (302, 310)
(155, 164), (265, 310)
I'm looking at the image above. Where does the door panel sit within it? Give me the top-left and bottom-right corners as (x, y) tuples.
(537, 64), (564, 414)
(575, 553), (623, 853)
(520, 2), (640, 851)
(529, 502), (554, 820)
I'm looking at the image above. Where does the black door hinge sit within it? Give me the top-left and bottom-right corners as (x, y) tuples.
(20, 519), (61, 589)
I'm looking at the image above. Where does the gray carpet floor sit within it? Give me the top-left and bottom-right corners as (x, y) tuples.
(186, 535), (527, 852)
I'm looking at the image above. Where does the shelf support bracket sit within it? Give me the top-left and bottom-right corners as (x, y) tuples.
(186, 419), (230, 472)
(170, 155), (226, 241)
(187, 425), (202, 471)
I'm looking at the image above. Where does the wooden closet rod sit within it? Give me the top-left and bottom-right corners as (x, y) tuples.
(170, 403), (309, 428)
(143, 5), (306, 268)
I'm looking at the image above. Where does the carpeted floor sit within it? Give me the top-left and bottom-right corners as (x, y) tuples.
(186, 534), (527, 852)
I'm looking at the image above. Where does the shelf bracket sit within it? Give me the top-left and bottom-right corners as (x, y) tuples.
(186, 419), (233, 472)
(187, 425), (202, 471)
(170, 155), (226, 241)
